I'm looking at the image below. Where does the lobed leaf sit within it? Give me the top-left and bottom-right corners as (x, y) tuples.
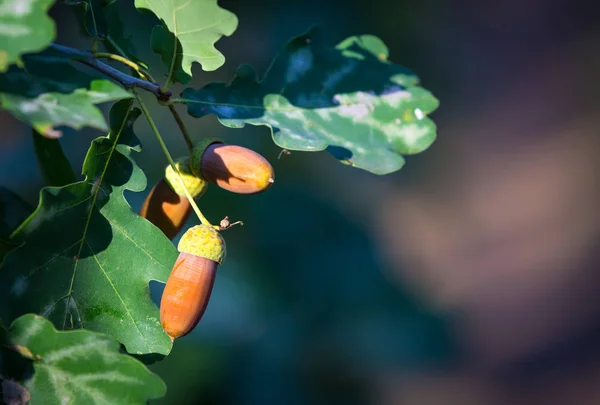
(0, 100), (176, 356)
(7, 314), (166, 404)
(181, 28), (440, 175)
(135, 0), (238, 82)
(0, 0), (56, 72)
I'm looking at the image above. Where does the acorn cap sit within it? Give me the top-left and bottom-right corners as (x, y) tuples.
(190, 138), (224, 178)
(178, 224), (226, 264)
(164, 157), (207, 198)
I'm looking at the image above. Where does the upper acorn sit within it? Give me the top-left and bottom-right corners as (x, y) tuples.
(190, 139), (275, 194)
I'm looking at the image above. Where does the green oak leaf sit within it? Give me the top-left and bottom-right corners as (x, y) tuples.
(0, 80), (133, 138)
(0, 0), (56, 72)
(135, 0), (238, 82)
(7, 314), (166, 404)
(180, 28), (440, 175)
(0, 100), (177, 356)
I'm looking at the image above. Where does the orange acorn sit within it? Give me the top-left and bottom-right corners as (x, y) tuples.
(160, 224), (226, 340)
(139, 158), (207, 239)
(191, 139), (275, 194)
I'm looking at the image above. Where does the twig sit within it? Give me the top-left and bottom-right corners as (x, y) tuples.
(93, 52), (156, 83)
(50, 44), (170, 100)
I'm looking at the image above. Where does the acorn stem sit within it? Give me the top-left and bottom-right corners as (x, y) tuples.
(134, 90), (216, 229)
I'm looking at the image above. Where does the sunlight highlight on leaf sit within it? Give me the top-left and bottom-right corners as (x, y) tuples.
(181, 28), (439, 175)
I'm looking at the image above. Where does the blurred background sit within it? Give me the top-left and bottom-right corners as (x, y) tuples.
(2, 0), (600, 404)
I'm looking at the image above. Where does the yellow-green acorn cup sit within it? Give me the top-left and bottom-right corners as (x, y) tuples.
(160, 224), (226, 340)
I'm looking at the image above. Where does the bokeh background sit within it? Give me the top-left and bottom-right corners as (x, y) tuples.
(2, 0), (600, 404)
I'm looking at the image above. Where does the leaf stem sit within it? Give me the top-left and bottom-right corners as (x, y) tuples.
(133, 90), (215, 229)
(49, 44), (169, 100)
(167, 105), (194, 151)
(93, 52), (156, 83)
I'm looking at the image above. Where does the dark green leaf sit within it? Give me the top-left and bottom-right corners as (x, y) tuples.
(7, 314), (166, 404)
(181, 28), (439, 175)
(0, 187), (33, 264)
(0, 48), (99, 98)
(0, 0), (56, 72)
(0, 100), (176, 356)
(150, 24), (189, 83)
(0, 188), (32, 240)
(64, 0), (149, 69)
(32, 129), (77, 187)
(135, 0), (238, 82)
(102, 0), (149, 69)
(64, 0), (107, 40)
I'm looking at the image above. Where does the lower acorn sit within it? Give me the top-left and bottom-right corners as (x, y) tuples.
(139, 157), (207, 239)
(191, 138), (275, 194)
(160, 224), (226, 340)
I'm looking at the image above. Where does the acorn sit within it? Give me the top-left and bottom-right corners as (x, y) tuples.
(190, 138), (275, 194)
(139, 157), (207, 239)
(160, 224), (226, 340)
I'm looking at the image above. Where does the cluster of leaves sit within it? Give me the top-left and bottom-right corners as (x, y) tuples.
(0, 0), (439, 403)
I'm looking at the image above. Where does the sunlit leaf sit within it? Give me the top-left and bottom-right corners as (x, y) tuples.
(0, 80), (132, 138)
(0, 47), (133, 138)
(135, 0), (238, 82)
(0, 0), (56, 72)
(181, 28), (439, 175)
(7, 314), (166, 404)
(0, 100), (177, 356)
